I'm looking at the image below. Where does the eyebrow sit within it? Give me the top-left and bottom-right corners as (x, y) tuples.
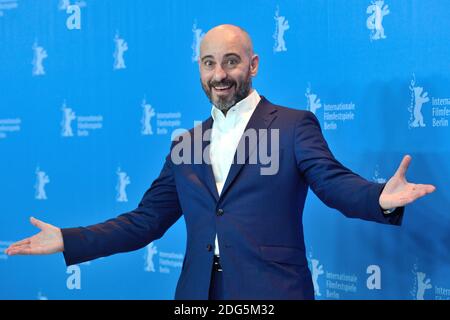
(200, 53), (242, 62)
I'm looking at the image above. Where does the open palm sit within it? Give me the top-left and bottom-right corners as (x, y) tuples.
(5, 217), (63, 256)
(379, 155), (436, 210)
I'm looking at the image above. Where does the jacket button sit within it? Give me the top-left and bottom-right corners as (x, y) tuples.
(206, 244), (213, 252)
(216, 208), (224, 216)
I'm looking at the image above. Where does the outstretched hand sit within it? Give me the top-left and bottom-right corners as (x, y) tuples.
(5, 217), (64, 256)
(379, 155), (436, 210)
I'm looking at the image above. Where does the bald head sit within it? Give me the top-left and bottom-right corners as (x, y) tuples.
(200, 24), (254, 59)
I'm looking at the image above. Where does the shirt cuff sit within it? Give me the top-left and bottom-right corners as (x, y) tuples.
(382, 207), (397, 215)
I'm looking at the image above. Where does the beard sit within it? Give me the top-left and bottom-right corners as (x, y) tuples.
(201, 73), (252, 113)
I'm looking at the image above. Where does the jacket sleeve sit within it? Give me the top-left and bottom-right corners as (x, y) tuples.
(294, 111), (403, 225)
(61, 154), (182, 266)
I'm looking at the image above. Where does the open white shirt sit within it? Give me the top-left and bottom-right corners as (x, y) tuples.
(210, 89), (261, 256)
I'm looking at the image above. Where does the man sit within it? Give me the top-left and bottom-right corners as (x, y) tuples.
(5, 25), (435, 300)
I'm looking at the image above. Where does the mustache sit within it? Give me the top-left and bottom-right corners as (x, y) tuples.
(209, 79), (236, 88)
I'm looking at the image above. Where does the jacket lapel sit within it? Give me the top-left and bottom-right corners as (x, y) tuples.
(193, 97), (278, 202)
(219, 97), (278, 199)
(194, 117), (220, 201)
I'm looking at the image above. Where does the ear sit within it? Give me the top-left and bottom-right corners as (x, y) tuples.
(250, 54), (259, 77)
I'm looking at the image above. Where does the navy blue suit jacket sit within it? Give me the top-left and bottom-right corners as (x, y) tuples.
(62, 97), (403, 299)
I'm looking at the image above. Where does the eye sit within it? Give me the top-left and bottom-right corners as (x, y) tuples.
(203, 60), (215, 68)
(226, 59), (238, 66)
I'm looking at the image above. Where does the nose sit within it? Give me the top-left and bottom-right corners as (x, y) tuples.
(212, 64), (227, 82)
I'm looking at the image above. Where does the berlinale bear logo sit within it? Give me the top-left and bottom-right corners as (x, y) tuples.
(144, 242), (158, 272)
(32, 41), (48, 76)
(113, 32), (128, 70)
(34, 167), (50, 200)
(141, 98), (156, 136)
(273, 6), (289, 52)
(366, 0), (390, 41)
(116, 168), (131, 203)
(61, 101), (76, 137)
(305, 85), (322, 115)
(409, 74), (430, 128)
(191, 21), (205, 62)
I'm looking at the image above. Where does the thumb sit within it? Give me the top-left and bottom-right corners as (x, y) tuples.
(30, 217), (46, 230)
(395, 154), (412, 178)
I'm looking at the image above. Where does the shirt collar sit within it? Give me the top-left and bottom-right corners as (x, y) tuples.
(210, 89), (261, 122)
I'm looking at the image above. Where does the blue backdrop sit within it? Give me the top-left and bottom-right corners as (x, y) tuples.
(1, 0), (449, 300)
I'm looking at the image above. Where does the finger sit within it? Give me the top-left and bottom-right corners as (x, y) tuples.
(415, 184), (436, 194)
(395, 155), (412, 178)
(30, 217), (46, 230)
(407, 184), (436, 203)
(412, 184), (436, 194)
(6, 243), (31, 254)
(7, 238), (31, 249)
(7, 242), (47, 255)
(6, 245), (35, 256)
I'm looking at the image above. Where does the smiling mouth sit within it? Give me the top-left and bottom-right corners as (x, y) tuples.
(212, 84), (234, 92)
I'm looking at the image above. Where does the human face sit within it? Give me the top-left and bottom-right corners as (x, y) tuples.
(199, 31), (258, 113)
